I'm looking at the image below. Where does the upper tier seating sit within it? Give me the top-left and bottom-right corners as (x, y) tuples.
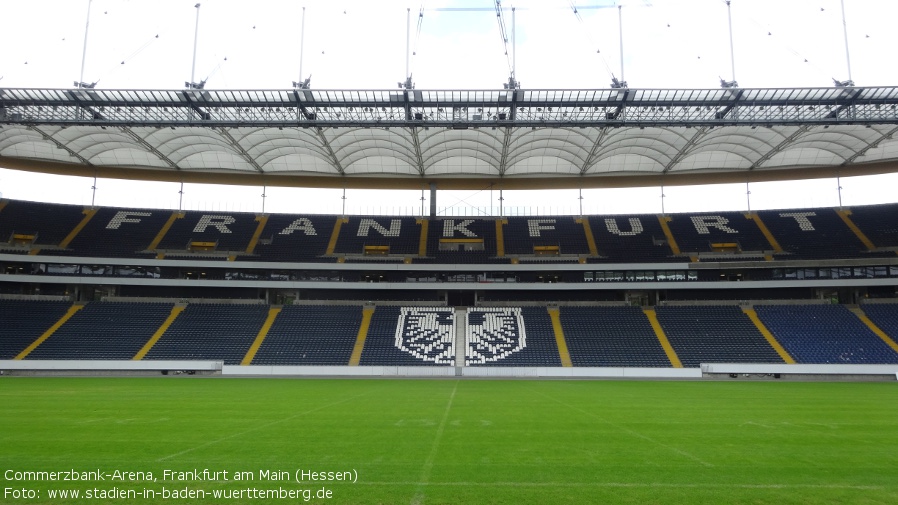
(466, 307), (560, 366)
(755, 208), (869, 259)
(654, 305), (784, 367)
(587, 214), (676, 262)
(842, 205), (898, 250)
(334, 216), (421, 257)
(427, 218), (500, 264)
(155, 211), (261, 255)
(67, 207), (172, 258)
(559, 306), (671, 367)
(503, 217), (591, 256)
(663, 212), (772, 256)
(25, 302), (174, 360)
(251, 305), (362, 365)
(0, 200), (86, 250)
(142, 303), (269, 365)
(359, 306), (454, 366)
(754, 304), (898, 363)
(250, 214), (337, 262)
(0, 299), (72, 359)
(6, 198), (898, 264)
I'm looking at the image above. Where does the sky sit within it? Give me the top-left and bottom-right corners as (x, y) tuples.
(1, 0), (897, 215)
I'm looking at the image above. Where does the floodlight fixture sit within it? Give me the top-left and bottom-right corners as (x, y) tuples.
(185, 80), (206, 89)
(610, 76), (628, 89)
(74, 81), (97, 89)
(833, 78), (855, 87)
(720, 78), (738, 88)
(293, 76), (312, 89)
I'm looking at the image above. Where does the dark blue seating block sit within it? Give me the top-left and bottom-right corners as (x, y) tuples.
(654, 305), (783, 367)
(0, 300), (72, 359)
(252, 305), (362, 365)
(143, 303), (269, 365)
(26, 302), (174, 360)
(560, 306), (671, 367)
(755, 304), (898, 364)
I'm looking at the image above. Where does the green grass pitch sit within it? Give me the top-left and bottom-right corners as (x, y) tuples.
(1, 377), (897, 505)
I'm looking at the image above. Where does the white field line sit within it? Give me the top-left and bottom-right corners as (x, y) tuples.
(410, 380), (459, 505)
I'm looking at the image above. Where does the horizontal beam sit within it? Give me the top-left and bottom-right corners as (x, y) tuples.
(3, 154), (897, 191)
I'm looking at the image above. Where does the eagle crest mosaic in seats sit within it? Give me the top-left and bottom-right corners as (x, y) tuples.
(394, 307), (455, 364)
(465, 307), (527, 365)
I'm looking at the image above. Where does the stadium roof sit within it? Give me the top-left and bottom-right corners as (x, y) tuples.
(2, 85), (898, 190)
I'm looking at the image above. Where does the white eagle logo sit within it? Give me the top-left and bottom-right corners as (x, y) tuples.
(395, 308), (455, 365)
(466, 308), (526, 365)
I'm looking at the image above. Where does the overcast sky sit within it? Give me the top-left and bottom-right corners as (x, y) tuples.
(1, 0), (897, 215)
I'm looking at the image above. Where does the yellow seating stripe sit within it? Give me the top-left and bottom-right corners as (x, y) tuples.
(0, 200), (8, 213)
(133, 305), (186, 360)
(416, 219), (429, 256)
(657, 216), (681, 255)
(576, 217), (599, 256)
(643, 309), (682, 368)
(836, 209), (876, 250)
(148, 212), (184, 250)
(745, 212), (783, 254)
(241, 307), (282, 365)
(326, 218), (348, 255)
(58, 208), (98, 248)
(849, 307), (898, 355)
(245, 214), (269, 254)
(547, 307), (573, 367)
(742, 308), (795, 364)
(495, 219), (507, 257)
(348, 307), (375, 365)
(15, 304), (85, 360)
(28, 249), (41, 255)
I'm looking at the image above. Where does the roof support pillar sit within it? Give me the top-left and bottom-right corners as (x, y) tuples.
(430, 182), (437, 218)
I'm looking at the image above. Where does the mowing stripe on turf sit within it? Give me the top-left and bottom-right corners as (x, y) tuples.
(156, 391), (369, 462)
(410, 380), (459, 505)
(530, 386), (714, 468)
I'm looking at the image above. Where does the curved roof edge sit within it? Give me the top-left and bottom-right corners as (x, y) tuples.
(4, 156), (897, 191)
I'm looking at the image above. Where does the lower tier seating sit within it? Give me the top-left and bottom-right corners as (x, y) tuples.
(251, 305), (363, 365)
(754, 304), (898, 364)
(560, 306), (671, 367)
(360, 306), (455, 366)
(143, 303), (269, 365)
(25, 302), (174, 360)
(654, 305), (785, 367)
(0, 299), (72, 359)
(466, 307), (561, 366)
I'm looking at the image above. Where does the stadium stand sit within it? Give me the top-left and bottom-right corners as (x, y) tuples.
(842, 204), (898, 251)
(859, 304), (898, 344)
(0, 299), (72, 359)
(662, 212), (773, 258)
(654, 305), (784, 367)
(66, 207), (172, 258)
(24, 302), (174, 360)
(359, 306), (454, 365)
(466, 307), (561, 366)
(756, 208), (869, 259)
(0, 200), (87, 253)
(250, 214), (337, 262)
(559, 306), (671, 367)
(251, 305), (362, 365)
(503, 217), (591, 257)
(754, 304), (898, 363)
(333, 216), (422, 258)
(141, 303), (269, 365)
(587, 214), (676, 262)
